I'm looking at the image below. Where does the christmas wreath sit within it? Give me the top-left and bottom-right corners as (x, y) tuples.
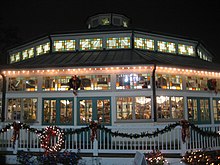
(40, 126), (64, 152)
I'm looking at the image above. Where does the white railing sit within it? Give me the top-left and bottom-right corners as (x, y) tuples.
(0, 124), (220, 155)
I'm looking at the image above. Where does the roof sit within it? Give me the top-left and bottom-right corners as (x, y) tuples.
(3, 49), (220, 72)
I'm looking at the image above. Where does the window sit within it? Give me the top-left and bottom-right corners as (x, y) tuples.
(156, 74), (182, 90)
(116, 73), (151, 90)
(134, 37), (154, 50)
(213, 98), (220, 123)
(157, 96), (184, 119)
(10, 52), (21, 63)
(43, 98), (73, 125)
(22, 48), (34, 60)
(0, 78), (2, 92)
(42, 75), (111, 91)
(78, 97), (111, 125)
(186, 76), (208, 91)
(80, 38), (102, 50)
(8, 77), (38, 91)
(101, 18), (110, 25)
(157, 41), (176, 53)
(7, 98), (37, 122)
(187, 98), (210, 124)
(106, 37), (130, 49)
(36, 42), (50, 55)
(0, 99), (2, 121)
(178, 44), (195, 56)
(54, 40), (76, 51)
(116, 96), (151, 121)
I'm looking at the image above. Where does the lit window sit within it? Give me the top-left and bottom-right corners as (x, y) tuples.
(157, 96), (183, 119)
(13, 52), (21, 62)
(80, 38), (102, 50)
(101, 18), (110, 25)
(134, 37), (154, 50)
(36, 42), (50, 56)
(106, 37), (130, 49)
(54, 40), (75, 51)
(10, 54), (15, 63)
(8, 77), (38, 91)
(186, 76), (208, 91)
(156, 74), (182, 90)
(117, 96), (151, 120)
(7, 98), (37, 122)
(213, 99), (220, 122)
(158, 41), (176, 53)
(178, 44), (195, 56)
(22, 48), (34, 60)
(116, 73), (151, 90)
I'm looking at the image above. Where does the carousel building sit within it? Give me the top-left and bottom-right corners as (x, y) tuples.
(0, 13), (220, 164)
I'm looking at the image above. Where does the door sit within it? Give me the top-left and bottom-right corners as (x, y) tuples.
(78, 97), (111, 125)
(187, 97), (211, 124)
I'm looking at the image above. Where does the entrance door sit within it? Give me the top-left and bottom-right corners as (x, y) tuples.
(187, 97), (211, 124)
(78, 97), (111, 125)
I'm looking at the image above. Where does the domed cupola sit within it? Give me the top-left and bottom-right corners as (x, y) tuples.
(86, 13), (130, 29)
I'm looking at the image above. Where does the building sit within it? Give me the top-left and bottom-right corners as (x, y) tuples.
(0, 13), (220, 164)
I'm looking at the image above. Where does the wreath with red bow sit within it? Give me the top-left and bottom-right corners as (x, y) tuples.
(40, 126), (64, 152)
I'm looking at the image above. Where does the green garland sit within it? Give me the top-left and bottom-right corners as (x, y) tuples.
(0, 121), (219, 139)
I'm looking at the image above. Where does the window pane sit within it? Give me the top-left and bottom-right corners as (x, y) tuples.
(135, 97), (151, 119)
(158, 41), (176, 53)
(60, 99), (73, 124)
(187, 99), (198, 122)
(156, 74), (182, 90)
(134, 37), (154, 50)
(117, 97), (133, 120)
(213, 99), (220, 122)
(186, 76), (208, 91)
(8, 78), (24, 91)
(43, 100), (56, 124)
(79, 99), (92, 124)
(157, 96), (170, 119)
(170, 97), (183, 119)
(116, 73), (151, 90)
(36, 42), (50, 56)
(97, 99), (110, 124)
(23, 98), (37, 122)
(7, 99), (21, 121)
(80, 38), (102, 50)
(178, 44), (195, 56)
(106, 37), (130, 49)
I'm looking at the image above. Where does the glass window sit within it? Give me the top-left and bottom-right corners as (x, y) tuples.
(186, 76), (208, 91)
(80, 38), (102, 50)
(101, 18), (110, 25)
(178, 44), (195, 56)
(116, 96), (151, 121)
(213, 98), (220, 122)
(36, 42), (50, 56)
(60, 99), (73, 124)
(43, 99), (56, 124)
(156, 74), (182, 90)
(22, 48), (34, 60)
(134, 37), (154, 50)
(8, 77), (38, 91)
(0, 78), (2, 92)
(187, 98), (210, 124)
(10, 52), (21, 63)
(10, 54), (16, 63)
(78, 98), (110, 125)
(157, 96), (184, 119)
(106, 37), (131, 49)
(116, 73), (151, 90)
(158, 41), (176, 53)
(7, 98), (37, 122)
(42, 75), (111, 91)
(54, 40), (75, 51)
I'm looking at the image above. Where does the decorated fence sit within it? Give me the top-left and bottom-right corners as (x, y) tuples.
(0, 120), (220, 156)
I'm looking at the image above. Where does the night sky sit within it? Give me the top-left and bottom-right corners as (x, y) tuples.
(1, 0), (220, 62)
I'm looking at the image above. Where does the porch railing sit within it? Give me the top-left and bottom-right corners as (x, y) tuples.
(0, 124), (220, 156)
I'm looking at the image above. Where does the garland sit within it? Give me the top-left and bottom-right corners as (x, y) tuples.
(0, 120), (220, 149)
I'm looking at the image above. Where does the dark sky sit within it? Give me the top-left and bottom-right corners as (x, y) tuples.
(1, 0), (220, 62)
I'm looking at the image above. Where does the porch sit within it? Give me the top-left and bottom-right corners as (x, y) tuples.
(1, 122), (220, 156)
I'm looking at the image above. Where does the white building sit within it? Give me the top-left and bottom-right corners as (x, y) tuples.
(0, 13), (220, 164)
